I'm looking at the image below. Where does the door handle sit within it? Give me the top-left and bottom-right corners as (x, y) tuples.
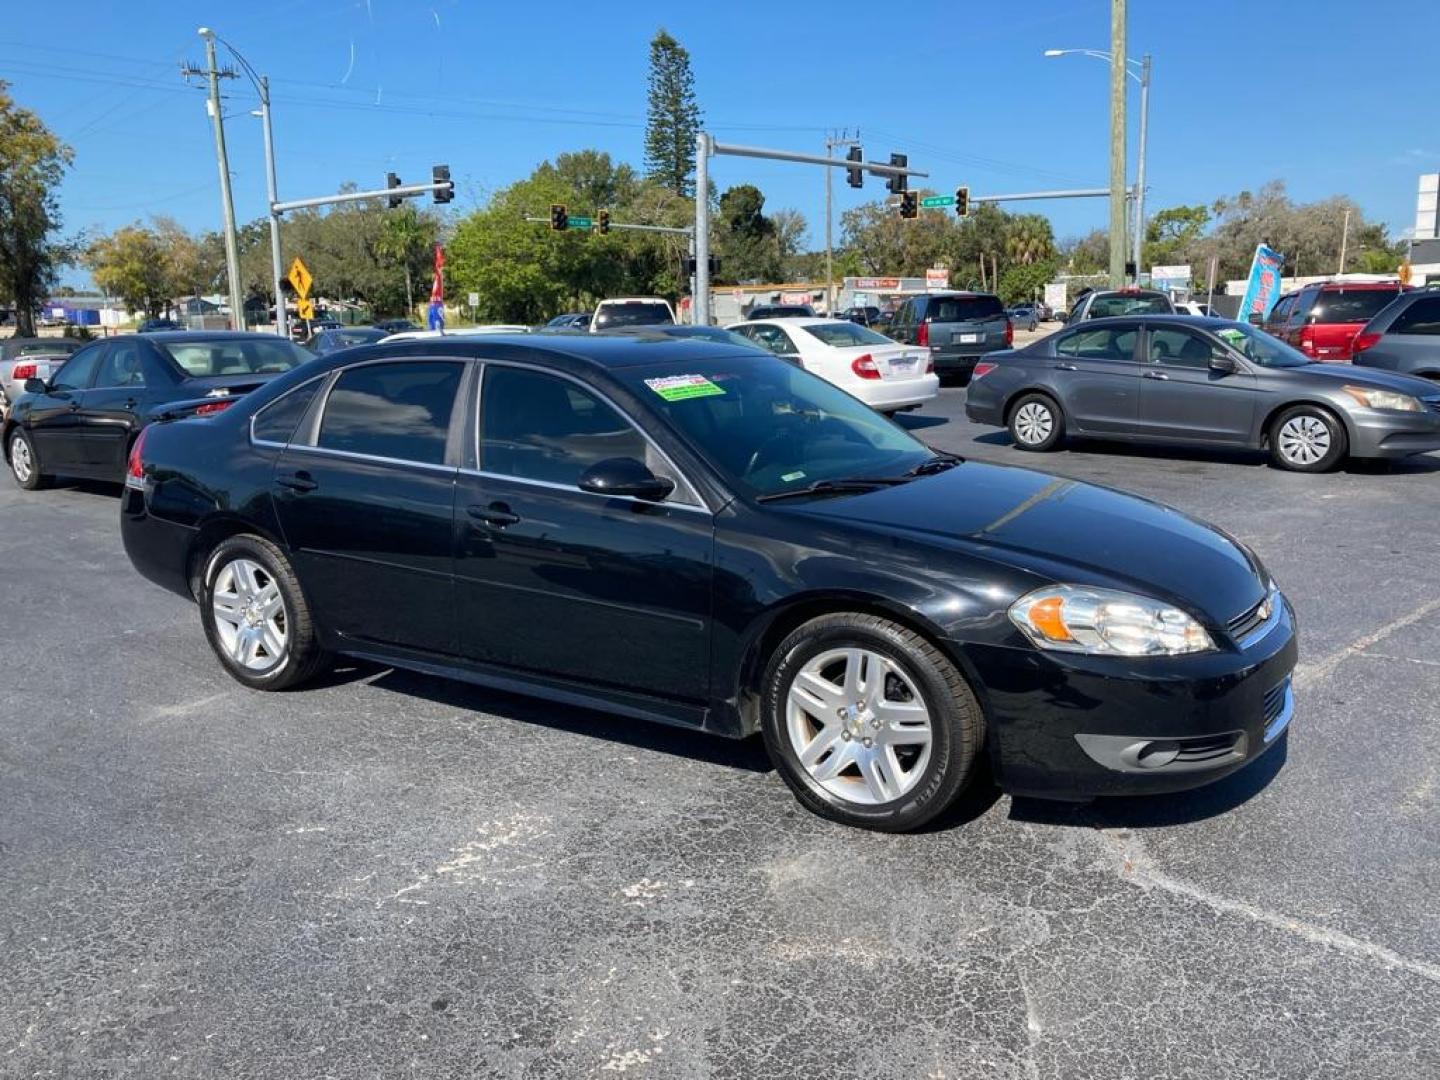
(1053, 362), (1078, 371)
(468, 502), (520, 528)
(276, 471), (317, 493)
(1143, 371), (1170, 380)
(68, 401), (81, 412)
(123, 398), (138, 410)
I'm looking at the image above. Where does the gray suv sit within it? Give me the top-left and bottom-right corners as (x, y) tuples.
(1352, 289), (1440, 381)
(888, 292), (1011, 383)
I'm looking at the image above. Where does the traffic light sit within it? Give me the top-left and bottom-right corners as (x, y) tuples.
(899, 191), (919, 220)
(550, 203), (568, 231)
(955, 186), (970, 218)
(386, 172), (402, 209)
(886, 152), (908, 195)
(432, 164), (453, 204)
(597, 209), (610, 235)
(845, 145), (863, 188)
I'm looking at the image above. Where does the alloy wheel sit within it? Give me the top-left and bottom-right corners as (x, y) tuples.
(1014, 401), (1054, 445)
(211, 557), (288, 672)
(11, 436), (33, 483)
(785, 647), (934, 806)
(1277, 415), (1331, 466)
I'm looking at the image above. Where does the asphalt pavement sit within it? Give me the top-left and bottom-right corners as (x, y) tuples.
(3, 385), (1438, 1079)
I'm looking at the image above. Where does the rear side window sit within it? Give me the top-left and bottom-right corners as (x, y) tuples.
(1056, 326), (1138, 362)
(1310, 288), (1404, 324)
(927, 295), (1005, 322)
(253, 379), (323, 444)
(1389, 296), (1440, 336)
(317, 361), (462, 465)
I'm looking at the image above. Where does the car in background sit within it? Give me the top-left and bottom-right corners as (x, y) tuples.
(307, 326), (388, 355)
(372, 319), (419, 335)
(599, 324), (765, 349)
(0, 337), (87, 420)
(3, 331), (313, 491)
(590, 297), (676, 332)
(841, 305), (882, 326)
(137, 318), (184, 334)
(290, 317), (342, 344)
(1007, 305), (1040, 332)
(728, 317), (937, 415)
(546, 312), (592, 330)
(1261, 281), (1410, 362)
(1352, 289), (1440, 381)
(887, 292), (1012, 384)
(1063, 288), (1175, 323)
(746, 304), (816, 320)
(964, 315), (1440, 472)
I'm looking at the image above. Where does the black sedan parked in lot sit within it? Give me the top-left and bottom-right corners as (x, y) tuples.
(966, 316), (1440, 471)
(4, 332), (313, 490)
(121, 335), (1296, 831)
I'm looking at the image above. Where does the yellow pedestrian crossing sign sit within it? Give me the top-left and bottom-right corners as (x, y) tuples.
(287, 257), (313, 299)
(296, 298), (316, 320)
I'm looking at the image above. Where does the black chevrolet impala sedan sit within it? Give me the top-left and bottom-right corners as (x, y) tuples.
(121, 335), (1297, 831)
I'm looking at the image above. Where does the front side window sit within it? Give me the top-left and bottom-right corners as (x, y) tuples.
(1147, 327), (1215, 369)
(1055, 326), (1139, 362)
(1390, 296), (1440, 336)
(317, 361), (462, 465)
(1212, 323), (1310, 367)
(50, 344), (104, 391)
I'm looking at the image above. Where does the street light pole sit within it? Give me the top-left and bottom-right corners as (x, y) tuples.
(1133, 53), (1150, 283)
(197, 29), (246, 330)
(1108, 0), (1128, 289)
(258, 76), (287, 339)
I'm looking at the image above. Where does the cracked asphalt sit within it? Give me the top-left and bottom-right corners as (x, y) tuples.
(2, 384), (1438, 1079)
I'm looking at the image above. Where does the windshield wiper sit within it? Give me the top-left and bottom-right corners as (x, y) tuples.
(755, 476), (912, 503)
(906, 451), (964, 476)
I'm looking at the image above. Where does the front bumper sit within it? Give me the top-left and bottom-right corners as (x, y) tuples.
(961, 596), (1298, 800)
(1345, 405), (1440, 459)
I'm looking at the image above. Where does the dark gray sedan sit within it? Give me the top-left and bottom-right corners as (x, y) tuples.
(965, 315), (1440, 471)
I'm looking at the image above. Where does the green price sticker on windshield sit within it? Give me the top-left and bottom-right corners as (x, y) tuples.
(1216, 329), (1247, 348)
(645, 374), (726, 401)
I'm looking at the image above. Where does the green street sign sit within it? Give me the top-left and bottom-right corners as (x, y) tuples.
(920, 195), (955, 209)
(569, 215), (594, 229)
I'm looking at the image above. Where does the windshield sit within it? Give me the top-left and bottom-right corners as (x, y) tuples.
(620, 356), (933, 499)
(593, 303), (673, 329)
(1212, 323), (1311, 368)
(798, 322), (893, 348)
(159, 338), (312, 377)
(1089, 293), (1173, 317)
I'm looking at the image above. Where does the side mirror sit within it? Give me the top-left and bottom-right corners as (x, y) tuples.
(578, 457), (675, 502)
(1209, 351), (1239, 374)
(1246, 312), (1264, 326)
(24, 377), (47, 394)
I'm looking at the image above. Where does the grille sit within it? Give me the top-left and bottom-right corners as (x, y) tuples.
(1227, 595), (1272, 641)
(1425, 398), (1440, 416)
(1173, 733), (1242, 765)
(1263, 679), (1290, 727)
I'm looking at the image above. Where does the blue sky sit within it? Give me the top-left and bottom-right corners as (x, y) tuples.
(5, 0), (1436, 288)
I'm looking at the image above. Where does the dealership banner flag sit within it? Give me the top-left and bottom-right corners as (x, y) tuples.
(1235, 244), (1285, 323)
(427, 244), (445, 330)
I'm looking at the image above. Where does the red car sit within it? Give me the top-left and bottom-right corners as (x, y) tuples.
(1261, 281), (1409, 362)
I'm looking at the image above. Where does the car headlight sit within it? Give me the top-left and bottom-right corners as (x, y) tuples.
(1009, 585), (1216, 656)
(1342, 385), (1422, 412)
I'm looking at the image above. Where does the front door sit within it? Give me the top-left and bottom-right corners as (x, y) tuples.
(453, 363), (714, 703)
(1050, 322), (1143, 432)
(1136, 325), (1258, 443)
(72, 338), (161, 476)
(271, 359), (465, 655)
(26, 342), (104, 471)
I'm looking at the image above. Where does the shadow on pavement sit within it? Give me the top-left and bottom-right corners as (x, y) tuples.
(895, 413), (949, 431)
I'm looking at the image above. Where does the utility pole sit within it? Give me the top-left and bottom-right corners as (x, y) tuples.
(1108, 0), (1128, 288)
(1133, 54), (1151, 283)
(259, 76), (286, 338)
(824, 131), (861, 316)
(1338, 208), (1351, 274)
(196, 30), (246, 330)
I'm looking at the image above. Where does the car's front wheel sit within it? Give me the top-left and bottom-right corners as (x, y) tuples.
(761, 613), (986, 831)
(200, 534), (329, 691)
(1008, 393), (1064, 451)
(8, 428), (48, 490)
(1269, 405), (1346, 472)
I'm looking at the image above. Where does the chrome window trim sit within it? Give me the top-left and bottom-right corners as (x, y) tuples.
(282, 442), (459, 475)
(457, 466), (711, 516)
(472, 357), (709, 512)
(311, 357), (467, 469)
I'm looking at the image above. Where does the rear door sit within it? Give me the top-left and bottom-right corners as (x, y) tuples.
(1135, 324), (1257, 443)
(26, 342), (104, 470)
(271, 359), (465, 655)
(1049, 322), (1143, 432)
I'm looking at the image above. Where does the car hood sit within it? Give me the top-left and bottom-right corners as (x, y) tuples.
(1287, 363), (1440, 398)
(789, 462), (1267, 626)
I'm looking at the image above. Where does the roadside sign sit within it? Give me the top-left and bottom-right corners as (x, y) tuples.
(287, 257), (313, 298)
(568, 215), (594, 230)
(925, 267), (949, 289)
(296, 297), (316, 320)
(467, 292), (479, 308)
(920, 195), (955, 209)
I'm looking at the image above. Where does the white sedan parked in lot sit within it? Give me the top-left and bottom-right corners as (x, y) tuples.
(727, 318), (939, 414)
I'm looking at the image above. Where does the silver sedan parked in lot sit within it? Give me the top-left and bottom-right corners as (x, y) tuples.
(0, 337), (86, 420)
(964, 315), (1440, 471)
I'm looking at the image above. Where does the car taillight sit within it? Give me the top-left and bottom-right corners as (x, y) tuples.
(851, 354), (881, 380)
(1298, 328), (1316, 356)
(126, 427), (149, 485)
(1352, 331), (1382, 354)
(925, 356), (935, 374)
(194, 399), (233, 416)
(973, 361), (998, 379)
(1005, 319), (1014, 346)
(916, 321), (929, 347)
(11, 362), (36, 381)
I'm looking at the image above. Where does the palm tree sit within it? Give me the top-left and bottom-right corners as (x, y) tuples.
(1004, 215), (1055, 266)
(375, 206), (433, 316)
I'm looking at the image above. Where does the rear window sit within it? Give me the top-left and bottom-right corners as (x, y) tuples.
(1087, 293), (1173, 317)
(1389, 296), (1440, 336)
(798, 322), (893, 347)
(927, 295), (1004, 322)
(16, 341), (81, 357)
(593, 303), (673, 329)
(1311, 288), (1405, 325)
(160, 338), (311, 377)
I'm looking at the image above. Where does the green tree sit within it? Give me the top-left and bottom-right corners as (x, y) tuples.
(715, 184), (779, 283)
(87, 225), (168, 315)
(644, 29), (702, 198)
(0, 81), (74, 337)
(1142, 204), (1209, 270)
(375, 204), (438, 316)
(998, 259), (1057, 305)
(1003, 214), (1055, 266)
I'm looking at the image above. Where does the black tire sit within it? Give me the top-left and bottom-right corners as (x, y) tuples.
(1268, 404), (1347, 472)
(8, 427), (49, 490)
(199, 533), (330, 691)
(1007, 392), (1064, 452)
(760, 613), (986, 832)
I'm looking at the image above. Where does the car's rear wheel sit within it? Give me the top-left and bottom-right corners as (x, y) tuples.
(1269, 405), (1346, 472)
(1008, 393), (1064, 452)
(8, 428), (48, 490)
(200, 534), (329, 691)
(760, 613), (985, 832)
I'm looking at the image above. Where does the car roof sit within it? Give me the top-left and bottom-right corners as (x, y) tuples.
(1068, 313), (1239, 330)
(919, 291), (998, 299)
(350, 332), (760, 371)
(731, 317), (850, 328)
(1305, 280), (1406, 291)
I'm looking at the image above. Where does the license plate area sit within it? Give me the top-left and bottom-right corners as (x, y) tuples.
(953, 332), (980, 344)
